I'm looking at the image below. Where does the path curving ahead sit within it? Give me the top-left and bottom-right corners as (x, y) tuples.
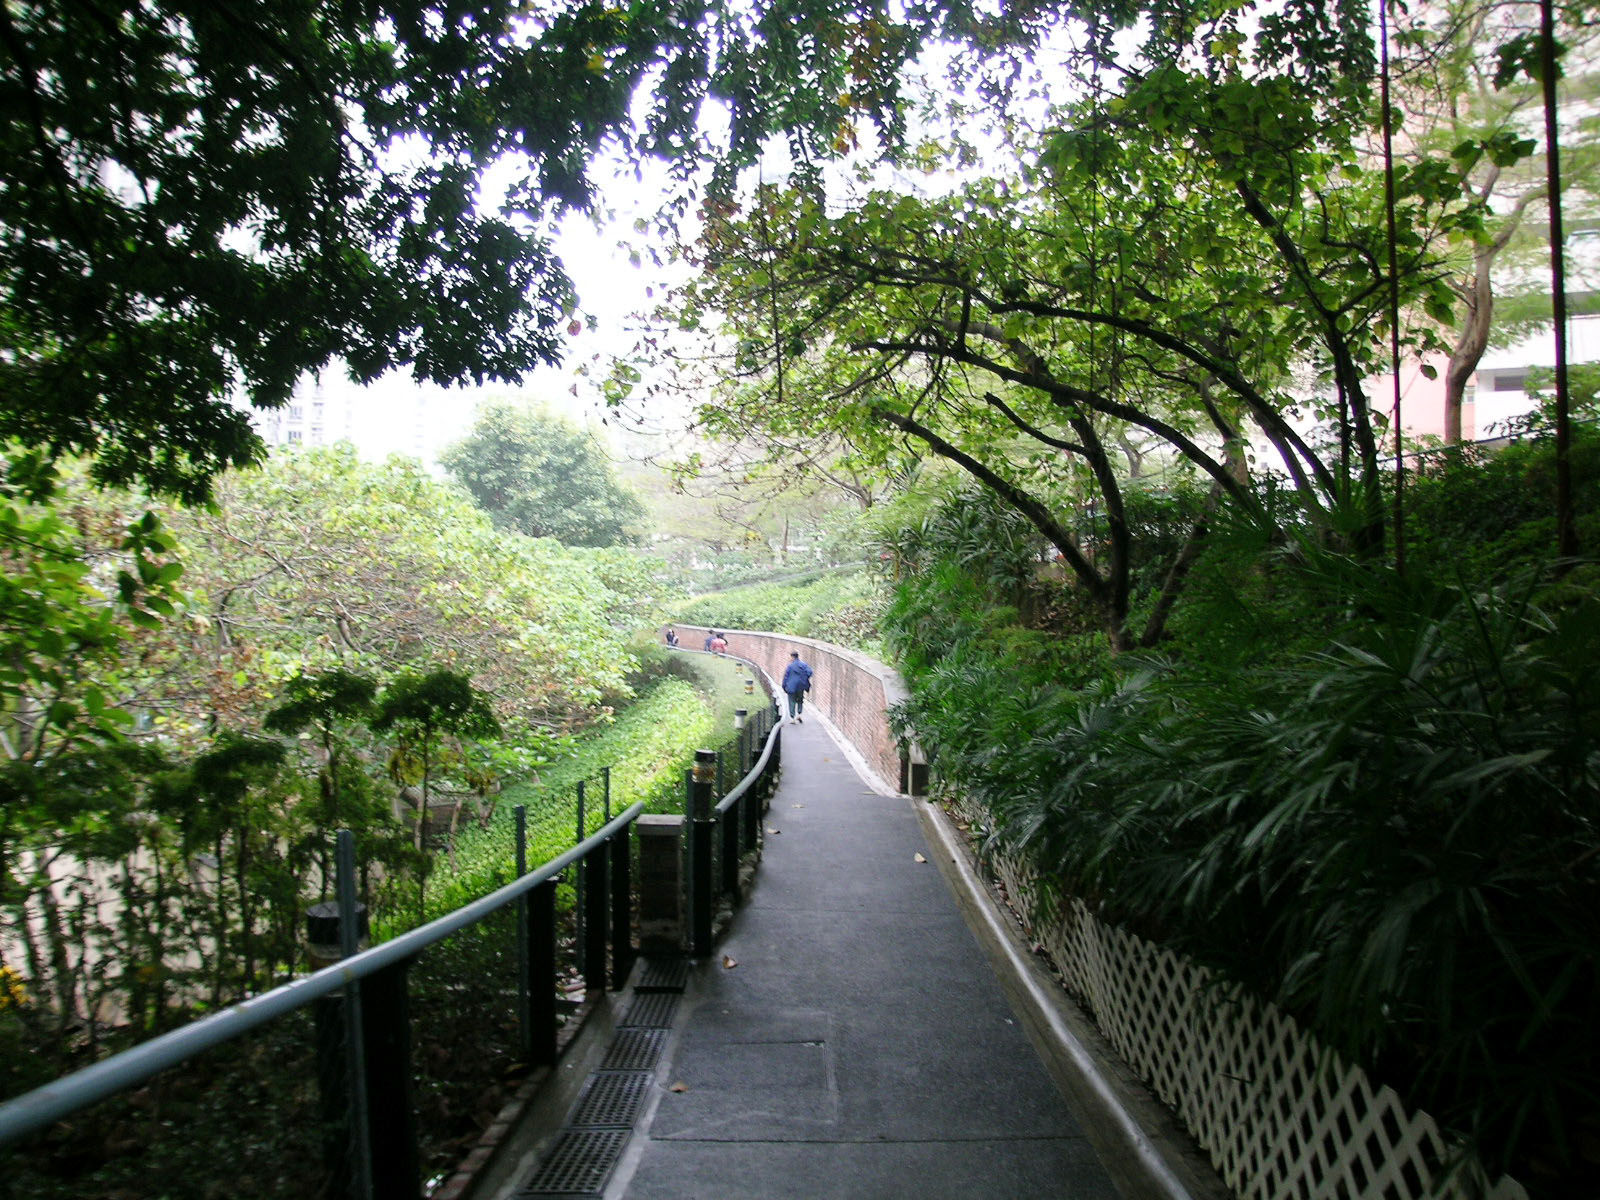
(603, 716), (1120, 1199)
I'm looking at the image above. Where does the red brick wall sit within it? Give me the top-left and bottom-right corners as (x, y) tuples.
(671, 626), (916, 792)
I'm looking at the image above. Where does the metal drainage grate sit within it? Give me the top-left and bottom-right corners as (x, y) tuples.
(517, 1128), (630, 1196)
(635, 956), (690, 992)
(569, 1071), (652, 1128)
(601, 1027), (667, 1071)
(619, 990), (679, 1029)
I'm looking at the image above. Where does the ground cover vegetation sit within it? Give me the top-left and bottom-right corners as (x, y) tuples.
(630, 0), (1600, 1191)
(671, 568), (886, 653)
(441, 401), (648, 547)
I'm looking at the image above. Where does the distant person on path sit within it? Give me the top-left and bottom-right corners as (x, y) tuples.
(709, 631), (728, 654)
(782, 651), (813, 722)
(703, 630), (715, 651)
(664, 627), (679, 647)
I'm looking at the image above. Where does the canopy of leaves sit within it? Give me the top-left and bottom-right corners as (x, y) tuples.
(440, 402), (645, 546)
(0, 0), (1063, 504)
(0, 446), (654, 759)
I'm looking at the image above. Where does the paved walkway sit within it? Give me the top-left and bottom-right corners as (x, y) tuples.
(604, 717), (1121, 1199)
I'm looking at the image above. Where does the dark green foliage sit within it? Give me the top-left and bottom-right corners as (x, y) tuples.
(0, 0), (968, 502)
(264, 670), (377, 738)
(889, 459), (1600, 1186)
(0, 1010), (329, 1200)
(1405, 422), (1600, 582)
(1002, 568), (1599, 1188)
(372, 670), (501, 744)
(0, 3), (577, 500)
(440, 403), (646, 546)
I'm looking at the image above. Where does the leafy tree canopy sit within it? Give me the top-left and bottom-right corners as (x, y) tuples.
(0, 0), (1069, 504)
(441, 401), (646, 546)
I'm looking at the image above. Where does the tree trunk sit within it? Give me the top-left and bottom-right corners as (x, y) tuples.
(1444, 179), (1543, 444)
(1443, 244), (1494, 444)
(32, 869), (81, 1032)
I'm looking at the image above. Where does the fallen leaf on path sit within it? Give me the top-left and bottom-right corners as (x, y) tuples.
(792, 803), (804, 808)
(722, 955), (738, 969)
(669, 1082), (689, 1093)
(767, 827), (781, 834)
(914, 853), (927, 863)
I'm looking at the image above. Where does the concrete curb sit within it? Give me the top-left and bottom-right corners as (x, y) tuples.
(466, 993), (623, 1200)
(915, 799), (1230, 1200)
(806, 706), (900, 798)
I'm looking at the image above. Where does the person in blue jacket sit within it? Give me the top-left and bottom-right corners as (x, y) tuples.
(781, 651), (813, 722)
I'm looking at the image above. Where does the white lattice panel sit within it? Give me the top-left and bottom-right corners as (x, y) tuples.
(965, 822), (1527, 1200)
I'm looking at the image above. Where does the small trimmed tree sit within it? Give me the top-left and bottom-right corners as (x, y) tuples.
(370, 670), (500, 860)
(441, 403), (645, 547)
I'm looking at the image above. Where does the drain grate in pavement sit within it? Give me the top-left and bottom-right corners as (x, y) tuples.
(619, 990), (678, 1029)
(516, 958), (691, 1196)
(516, 1128), (630, 1196)
(634, 956), (690, 992)
(600, 1027), (666, 1071)
(569, 1071), (652, 1128)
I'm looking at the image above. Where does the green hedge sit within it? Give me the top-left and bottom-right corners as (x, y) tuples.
(673, 569), (883, 652)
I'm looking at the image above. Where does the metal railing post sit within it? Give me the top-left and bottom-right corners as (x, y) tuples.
(721, 792), (741, 904)
(575, 779), (586, 961)
(603, 765), (612, 821)
(336, 831), (375, 1200)
(364, 959), (418, 1199)
(610, 826), (633, 989)
(515, 805), (530, 1055)
(530, 878), (558, 1067)
(690, 750), (716, 957)
(583, 842), (609, 993)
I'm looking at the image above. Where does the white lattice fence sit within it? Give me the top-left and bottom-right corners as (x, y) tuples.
(947, 796), (1526, 1200)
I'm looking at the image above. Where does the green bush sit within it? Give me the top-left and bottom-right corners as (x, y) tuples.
(898, 545), (1600, 1188)
(672, 569), (881, 649)
(1405, 424), (1600, 583)
(884, 455), (1600, 1188)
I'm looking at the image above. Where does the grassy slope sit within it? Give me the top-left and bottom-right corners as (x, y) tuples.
(427, 652), (755, 915)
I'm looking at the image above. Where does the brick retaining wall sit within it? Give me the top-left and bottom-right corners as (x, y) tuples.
(670, 626), (921, 794)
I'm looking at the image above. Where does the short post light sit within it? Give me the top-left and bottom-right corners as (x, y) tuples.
(733, 708), (747, 731)
(689, 749), (717, 955)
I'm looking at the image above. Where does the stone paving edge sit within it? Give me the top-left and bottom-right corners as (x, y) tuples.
(916, 796), (1231, 1200)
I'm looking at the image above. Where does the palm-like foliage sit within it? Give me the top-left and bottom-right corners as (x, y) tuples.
(935, 555), (1599, 1186)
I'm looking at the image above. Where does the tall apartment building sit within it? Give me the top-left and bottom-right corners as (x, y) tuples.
(243, 367), (510, 470)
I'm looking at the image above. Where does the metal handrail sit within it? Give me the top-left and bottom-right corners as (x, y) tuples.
(716, 721), (780, 817)
(0, 799), (644, 1149)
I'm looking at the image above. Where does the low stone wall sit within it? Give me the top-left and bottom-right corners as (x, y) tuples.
(670, 626), (920, 794)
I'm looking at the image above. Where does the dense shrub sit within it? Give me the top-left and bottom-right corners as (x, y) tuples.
(1405, 424), (1600, 582)
(886, 444), (1600, 1190)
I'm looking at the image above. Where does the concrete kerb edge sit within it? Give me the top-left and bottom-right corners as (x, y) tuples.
(808, 706), (901, 797)
(915, 799), (1230, 1200)
(467, 983), (626, 1200)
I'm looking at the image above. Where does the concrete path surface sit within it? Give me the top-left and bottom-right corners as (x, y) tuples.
(603, 717), (1121, 1199)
